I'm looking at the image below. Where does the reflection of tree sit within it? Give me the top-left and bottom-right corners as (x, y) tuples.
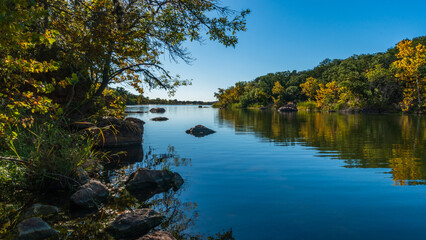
(218, 109), (426, 185)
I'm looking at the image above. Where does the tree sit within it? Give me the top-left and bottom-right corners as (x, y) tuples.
(272, 81), (285, 107)
(2, 0), (250, 120)
(300, 77), (319, 101)
(393, 40), (426, 111)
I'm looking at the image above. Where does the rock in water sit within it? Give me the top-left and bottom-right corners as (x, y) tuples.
(20, 204), (59, 220)
(17, 217), (57, 240)
(70, 180), (109, 208)
(149, 108), (166, 113)
(278, 103), (298, 112)
(106, 209), (164, 239)
(95, 117), (145, 147)
(137, 231), (176, 240)
(185, 125), (216, 137)
(150, 117), (169, 121)
(125, 168), (184, 201)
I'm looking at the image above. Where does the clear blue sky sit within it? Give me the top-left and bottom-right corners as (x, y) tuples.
(139, 0), (426, 101)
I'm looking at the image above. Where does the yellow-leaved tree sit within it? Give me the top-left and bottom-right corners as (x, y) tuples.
(393, 40), (426, 111)
(272, 81), (285, 107)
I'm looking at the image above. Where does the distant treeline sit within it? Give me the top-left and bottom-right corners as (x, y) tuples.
(113, 87), (216, 105)
(213, 36), (426, 113)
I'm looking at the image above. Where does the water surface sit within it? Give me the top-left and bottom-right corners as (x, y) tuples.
(125, 105), (426, 240)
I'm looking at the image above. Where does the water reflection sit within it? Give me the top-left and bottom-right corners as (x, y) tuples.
(0, 145), (232, 239)
(218, 109), (426, 185)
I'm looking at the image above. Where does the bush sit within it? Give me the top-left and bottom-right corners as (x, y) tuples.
(297, 101), (317, 111)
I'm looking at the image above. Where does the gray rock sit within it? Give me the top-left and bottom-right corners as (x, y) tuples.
(76, 167), (90, 185)
(106, 209), (164, 239)
(185, 125), (216, 137)
(95, 117), (144, 147)
(149, 108), (166, 113)
(70, 180), (109, 208)
(125, 168), (184, 201)
(17, 217), (57, 240)
(278, 103), (298, 112)
(137, 231), (176, 240)
(150, 117), (169, 121)
(70, 121), (96, 131)
(20, 204), (58, 220)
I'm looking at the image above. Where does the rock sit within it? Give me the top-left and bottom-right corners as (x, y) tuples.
(106, 209), (164, 239)
(125, 117), (146, 134)
(185, 125), (216, 137)
(70, 121), (96, 131)
(149, 108), (166, 113)
(137, 231), (176, 240)
(96, 117), (144, 147)
(125, 111), (145, 113)
(198, 105), (203, 108)
(259, 107), (268, 110)
(70, 180), (109, 209)
(17, 217), (57, 240)
(150, 117), (169, 121)
(278, 103), (298, 112)
(172, 173), (184, 191)
(20, 204), (59, 220)
(125, 168), (184, 201)
(76, 167), (90, 185)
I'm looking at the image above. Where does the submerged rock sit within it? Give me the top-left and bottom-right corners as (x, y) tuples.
(70, 180), (109, 209)
(278, 103), (298, 112)
(150, 117), (169, 121)
(138, 231), (176, 240)
(96, 117), (145, 147)
(17, 217), (57, 240)
(149, 108), (166, 113)
(185, 125), (216, 137)
(20, 204), (59, 220)
(125, 168), (184, 201)
(106, 209), (164, 239)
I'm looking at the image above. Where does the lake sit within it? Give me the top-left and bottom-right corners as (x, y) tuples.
(122, 105), (426, 240)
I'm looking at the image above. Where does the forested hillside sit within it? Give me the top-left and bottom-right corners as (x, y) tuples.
(214, 37), (426, 113)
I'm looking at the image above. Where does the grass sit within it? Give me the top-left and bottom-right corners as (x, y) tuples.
(0, 122), (99, 190)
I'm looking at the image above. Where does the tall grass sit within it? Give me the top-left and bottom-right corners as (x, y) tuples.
(1, 122), (99, 190)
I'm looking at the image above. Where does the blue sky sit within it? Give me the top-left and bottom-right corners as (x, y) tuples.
(138, 0), (426, 101)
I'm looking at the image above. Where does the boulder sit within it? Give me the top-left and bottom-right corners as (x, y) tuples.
(150, 117), (169, 121)
(70, 180), (109, 209)
(20, 204), (59, 220)
(149, 108), (166, 113)
(138, 231), (176, 240)
(278, 103), (298, 112)
(198, 105), (203, 108)
(185, 125), (216, 137)
(17, 217), (57, 240)
(125, 168), (184, 201)
(76, 167), (90, 185)
(106, 209), (164, 239)
(96, 117), (144, 147)
(70, 122), (96, 131)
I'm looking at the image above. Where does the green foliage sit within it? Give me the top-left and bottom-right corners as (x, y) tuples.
(1, 123), (98, 189)
(214, 36), (426, 112)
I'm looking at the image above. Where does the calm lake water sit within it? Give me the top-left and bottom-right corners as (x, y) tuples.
(125, 105), (426, 240)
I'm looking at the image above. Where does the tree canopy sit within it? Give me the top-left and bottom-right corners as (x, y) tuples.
(214, 36), (426, 113)
(0, 0), (249, 130)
